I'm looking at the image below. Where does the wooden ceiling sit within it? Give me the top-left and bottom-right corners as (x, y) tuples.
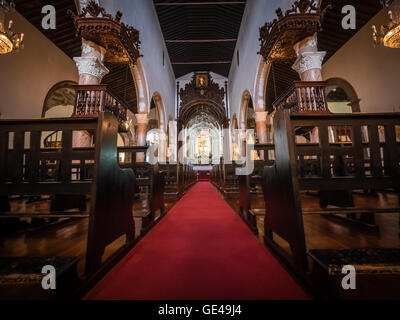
(14, 0), (383, 112)
(13, 0), (137, 113)
(154, 0), (247, 77)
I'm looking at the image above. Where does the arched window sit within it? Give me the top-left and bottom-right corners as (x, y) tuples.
(42, 81), (77, 118)
(325, 78), (360, 113)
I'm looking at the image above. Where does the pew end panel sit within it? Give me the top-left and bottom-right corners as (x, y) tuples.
(85, 112), (136, 275)
(263, 108), (400, 280)
(0, 113), (137, 291)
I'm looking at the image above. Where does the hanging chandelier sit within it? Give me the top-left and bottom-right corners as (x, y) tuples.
(0, 0), (24, 54)
(372, 0), (400, 48)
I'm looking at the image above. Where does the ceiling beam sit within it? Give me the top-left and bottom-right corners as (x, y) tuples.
(155, 1), (245, 6)
(166, 39), (237, 43)
(172, 61), (231, 65)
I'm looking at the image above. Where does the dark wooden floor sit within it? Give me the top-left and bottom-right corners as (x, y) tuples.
(0, 195), (177, 276)
(1, 187), (399, 278)
(225, 191), (400, 251)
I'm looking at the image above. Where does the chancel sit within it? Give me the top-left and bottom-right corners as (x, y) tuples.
(0, 0), (400, 302)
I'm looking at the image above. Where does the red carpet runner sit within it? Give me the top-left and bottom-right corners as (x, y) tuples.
(85, 182), (309, 300)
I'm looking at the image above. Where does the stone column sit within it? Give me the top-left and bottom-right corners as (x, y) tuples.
(292, 34), (326, 82)
(292, 34), (326, 142)
(135, 113), (148, 162)
(254, 111), (268, 160)
(72, 40), (109, 147)
(73, 40), (109, 85)
(255, 111), (268, 144)
(168, 120), (177, 163)
(159, 125), (167, 163)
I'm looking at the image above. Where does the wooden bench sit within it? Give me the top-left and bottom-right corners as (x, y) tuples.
(262, 109), (400, 274)
(0, 257), (80, 300)
(308, 248), (400, 299)
(211, 159), (223, 190)
(238, 143), (275, 234)
(118, 146), (165, 233)
(181, 163), (196, 192)
(211, 158), (239, 197)
(159, 163), (180, 199)
(0, 113), (137, 297)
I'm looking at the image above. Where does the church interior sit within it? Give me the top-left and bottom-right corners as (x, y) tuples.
(0, 0), (400, 301)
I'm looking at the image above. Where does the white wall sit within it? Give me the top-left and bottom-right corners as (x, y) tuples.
(0, 12), (78, 119)
(322, 9), (400, 113)
(228, 0), (293, 119)
(99, 0), (176, 121)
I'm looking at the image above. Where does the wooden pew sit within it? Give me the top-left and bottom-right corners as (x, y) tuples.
(222, 162), (239, 197)
(117, 146), (165, 234)
(159, 163), (180, 199)
(238, 143), (275, 234)
(159, 162), (196, 200)
(181, 163), (196, 191)
(211, 159), (223, 191)
(210, 158), (239, 197)
(0, 112), (136, 297)
(262, 109), (400, 278)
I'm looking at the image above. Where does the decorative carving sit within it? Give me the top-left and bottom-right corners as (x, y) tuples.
(69, 0), (141, 65)
(73, 56), (109, 81)
(73, 84), (128, 131)
(272, 81), (329, 113)
(292, 51), (326, 75)
(179, 73), (225, 110)
(258, 0), (331, 62)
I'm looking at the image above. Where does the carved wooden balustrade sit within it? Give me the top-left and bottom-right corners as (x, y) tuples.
(273, 81), (329, 113)
(73, 85), (128, 127)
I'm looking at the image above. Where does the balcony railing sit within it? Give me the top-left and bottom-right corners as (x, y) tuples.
(73, 85), (128, 124)
(273, 81), (329, 113)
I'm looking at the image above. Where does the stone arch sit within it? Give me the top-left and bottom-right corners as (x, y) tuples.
(148, 92), (167, 162)
(130, 58), (150, 114)
(151, 92), (167, 132)
(325, 77), (360, 113)
(231, 113), (238, 132)
(253, 57), (271, 112)
(239, 90), (252, 130)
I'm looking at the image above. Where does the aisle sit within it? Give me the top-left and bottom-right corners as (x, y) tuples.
(85, 182), (309, 300)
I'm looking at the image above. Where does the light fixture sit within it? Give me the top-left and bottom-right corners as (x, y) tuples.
(0, 0), (24, 54)
(372, 0), (400, 48)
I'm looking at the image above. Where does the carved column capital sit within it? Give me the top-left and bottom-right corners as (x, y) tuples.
(73, 56), (110, 82)
(292, 34), (326, 81)
(292, 51), (326, 75)
(135, 113), (149, 125)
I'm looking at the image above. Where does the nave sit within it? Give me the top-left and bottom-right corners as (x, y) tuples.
(1, 0), (400, 301)
(85, 182), (308, 300)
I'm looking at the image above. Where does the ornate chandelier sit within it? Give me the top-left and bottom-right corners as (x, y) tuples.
(372, 0), (400, 48)
(0, 0), (24, 54)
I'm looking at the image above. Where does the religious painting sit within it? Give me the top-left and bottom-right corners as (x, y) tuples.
(195, 73), (208, 88)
